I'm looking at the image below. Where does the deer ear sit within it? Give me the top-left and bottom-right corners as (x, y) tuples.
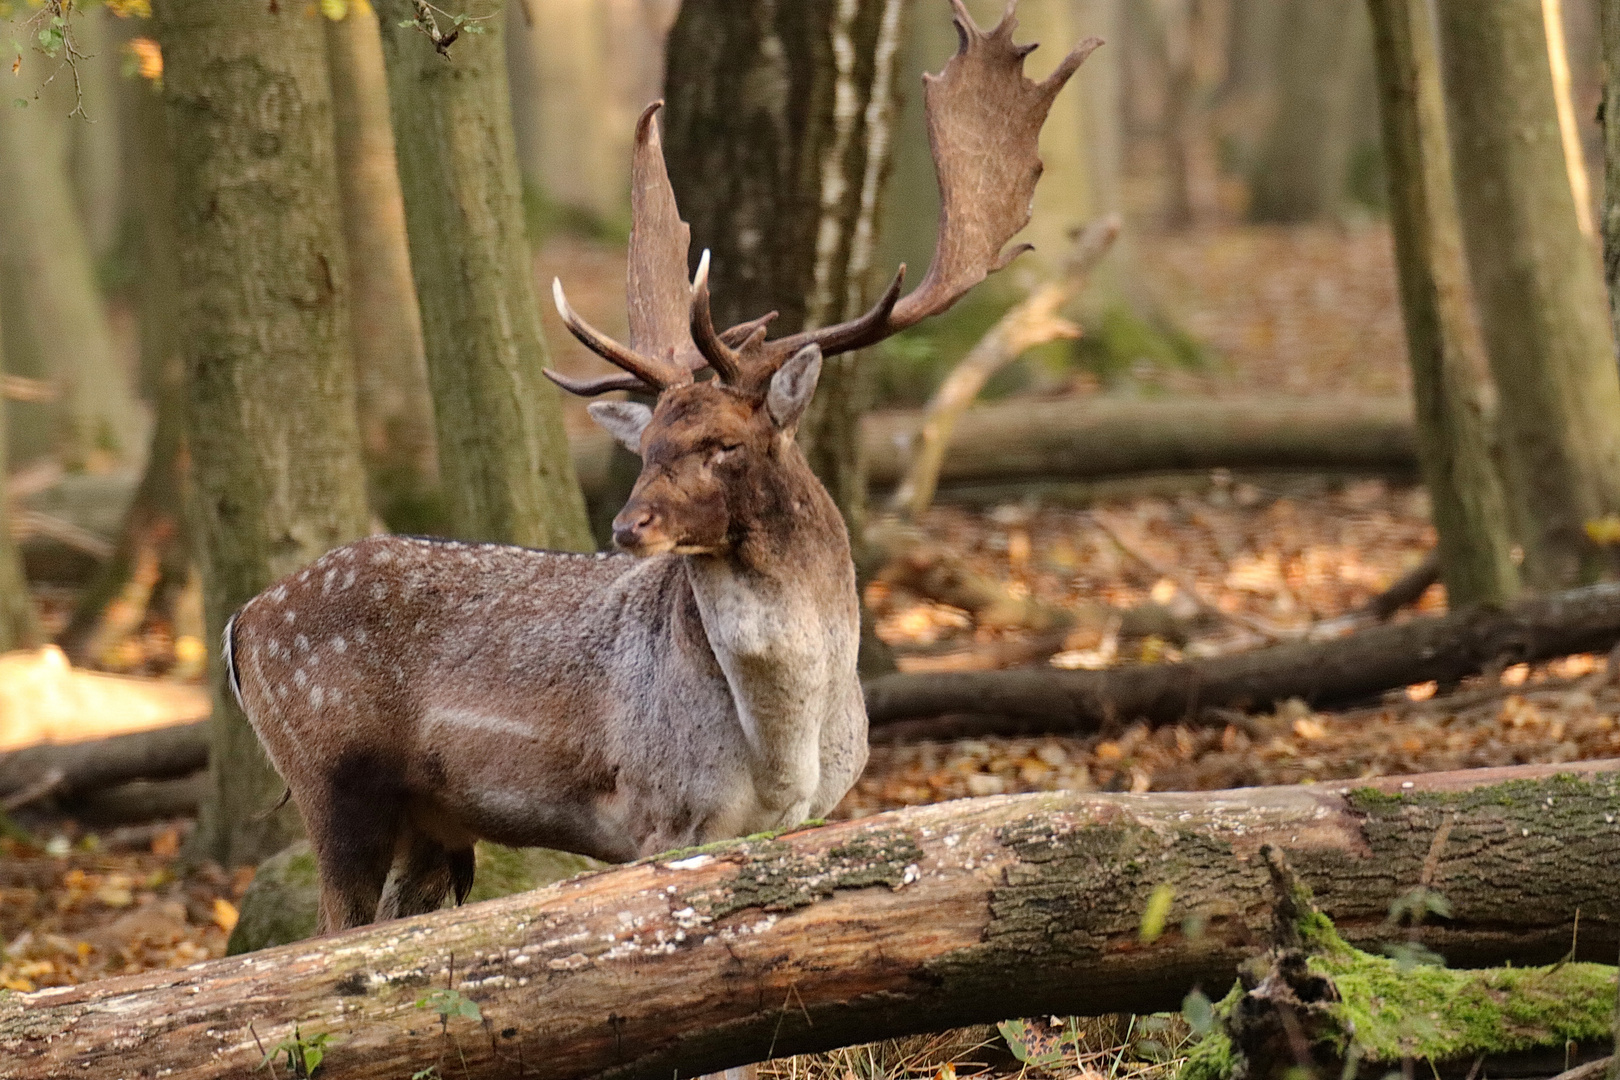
(767, 344), (822, 431)
(588, 400), (653, 454)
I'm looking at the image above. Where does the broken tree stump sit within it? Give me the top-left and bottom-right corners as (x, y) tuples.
(3, 760), (1619, 1080)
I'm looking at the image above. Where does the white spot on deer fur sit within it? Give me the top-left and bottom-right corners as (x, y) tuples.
(371, 583), (387, 601)
(293, 669), (309, 689)
(284, 610), (297, 625)
(323, 569), (338, 593)
(310, 686), (324, 709)
(371, 548), (394, 566)
(425, 707), (533, 741)
(341, 569), (356, 590)
(329, 687), (343, 705)
(270, 586), (287, 603)
(332, 636), (347, 654)
(355, 628), (369, 645)
(295, 634), (310, 653)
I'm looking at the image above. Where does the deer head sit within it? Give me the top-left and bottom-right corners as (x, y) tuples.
(546, 0), (1101, 558)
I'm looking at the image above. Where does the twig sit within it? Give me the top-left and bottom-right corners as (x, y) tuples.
(10, 510), (115, 560)
(889, 215), (1120, 520)
(1, 767), (65, 812)
(1362, 551), (1441, 622)
(1, 375), (57, 403)
(1088, 508), (1286, 641)
(1546, 1056), (1613, 1080)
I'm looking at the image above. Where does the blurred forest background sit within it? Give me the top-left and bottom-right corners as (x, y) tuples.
(6, 0), (1620, 1063)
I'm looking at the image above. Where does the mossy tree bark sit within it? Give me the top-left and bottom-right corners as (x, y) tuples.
(1436, 0), (1620, 589)
(373, 1), (592, 551)
(5, 761), (1620, 1080)
(1367, 0), (1519, 608)
(0, 26), (142, 469)
(325, 8), (442, 535)
(661, 0), (909, 537)
(153, 0), (373, 866)
(1249, 0), (1367, 222)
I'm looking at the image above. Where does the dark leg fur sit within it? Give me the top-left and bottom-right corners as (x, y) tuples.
(377, 826), (464, 920)
(449, 847), (475, 905)
(310, 791), (401, 934)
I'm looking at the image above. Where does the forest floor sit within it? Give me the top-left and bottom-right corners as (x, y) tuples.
(4, 223), (1616, 1080)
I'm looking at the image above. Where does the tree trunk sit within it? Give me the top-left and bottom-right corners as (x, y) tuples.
(153, 0), (373, 866)
(1366, 0), (1519, 608)
(1249, 0), (1365, 222)
(67, 7), (124, 265)
(864, 580), (1620, 732)
(0, 33), (142, 469)
(0, 719), (210, 804)
(1436, 0), (1620, 589)
(325, 8), (442, 535)
(374, 0), (593, 551)
(661, 0), (909, 536)
(56, 77), (191, 663)
(0, 312), (42, 653)
(1602, 0), (1620, 352)
(4, 761), (1619, 1080)
(1159, 0), (1225, 228)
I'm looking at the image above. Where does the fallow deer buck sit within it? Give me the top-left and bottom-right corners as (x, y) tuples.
(227, 0), (1098, 933)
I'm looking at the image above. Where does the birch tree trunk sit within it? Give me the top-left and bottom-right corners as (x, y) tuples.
(1436, 0), (1620, 589)
(4, 761), (1619, 1080)
(325, 8), (441, 534)
(1366, 0), (1519, 608)
(374, 0), (594, 551)
(661, 0), (909, 536)
(153, 0), (373, 866)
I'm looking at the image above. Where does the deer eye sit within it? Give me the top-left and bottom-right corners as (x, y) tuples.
(709, 442), (742, 463)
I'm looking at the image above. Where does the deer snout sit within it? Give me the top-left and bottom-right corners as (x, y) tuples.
(612, 506), (664, 554)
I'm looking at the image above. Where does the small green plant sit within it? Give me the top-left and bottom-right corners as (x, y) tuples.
(256, 1025), (332, 1079)
(996, 1018), (1077, 1072)
(417, 986), (483, 1031)
(410, 1068), (441, 1080)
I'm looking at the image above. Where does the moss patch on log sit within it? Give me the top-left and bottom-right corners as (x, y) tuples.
(694, 828), (925, 921)
(1179, 899), (1617, 1080)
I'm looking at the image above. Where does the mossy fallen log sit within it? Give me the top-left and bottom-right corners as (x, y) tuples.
(1181, 849), (1616, 1080)
(3, 761), (1619, 1080)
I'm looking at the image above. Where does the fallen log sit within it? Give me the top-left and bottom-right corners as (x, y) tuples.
(4, 760), (1618, 1080)
(865, 581), (1620, 733)
(0, 720), (209, 801)
(572, 395), (1420, 499)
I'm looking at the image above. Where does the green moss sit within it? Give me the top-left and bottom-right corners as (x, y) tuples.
(1319, 952), (1615, 1063)
(1346, 773), (1620, 817)
(464, 843), (601, 904)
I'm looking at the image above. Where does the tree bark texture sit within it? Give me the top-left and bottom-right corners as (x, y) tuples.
(1602, 0), (1620, 351)
(373, 0), (593, 552)
(864, 581), (1620, 731)
(1436, 0), (1620, 589)
(662, 0), (908, 534)
(4, 761), (1619, 1080)
(326, 8), (441, 534)
(1367, 0), (1519, 609)
(1249, 0), (1366, 222)
(153, 0), (373, 866)
(0, 31), (142, 469)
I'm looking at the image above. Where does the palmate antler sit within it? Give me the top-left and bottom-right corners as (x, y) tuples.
(543, 0), (1101, 400)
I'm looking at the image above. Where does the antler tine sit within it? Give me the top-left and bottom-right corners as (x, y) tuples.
(552, 277), (690, 393)
(732, 0), (1098, 371)
(689, 250), (746, 385)
(542, 368), (657, 397)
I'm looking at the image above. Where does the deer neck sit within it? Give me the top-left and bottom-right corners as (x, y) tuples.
(679, 453), (860, 819)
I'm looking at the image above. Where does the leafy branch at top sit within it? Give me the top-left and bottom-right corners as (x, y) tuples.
(399, 0), (495, 57)
(7, 0), (95, 118)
